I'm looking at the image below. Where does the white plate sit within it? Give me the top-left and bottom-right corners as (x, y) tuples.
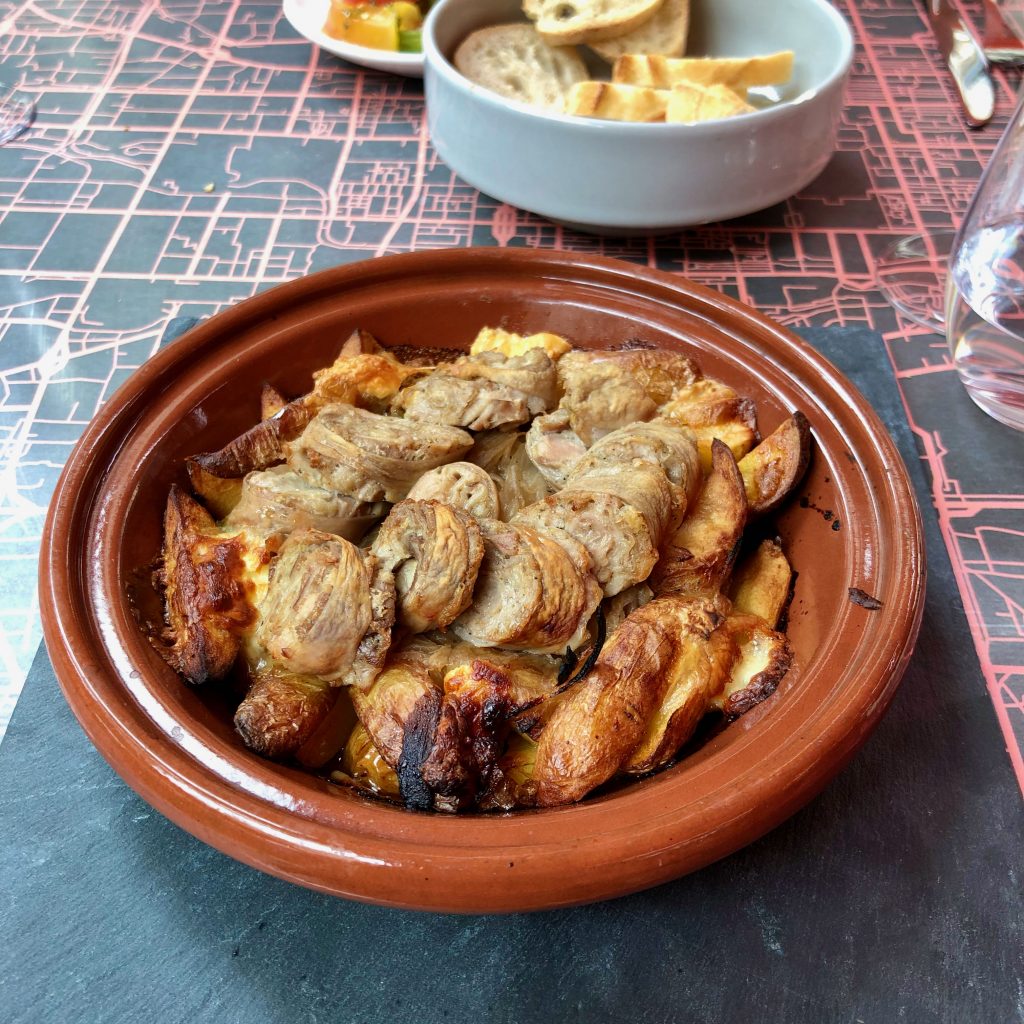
(283, 0), (425, 78)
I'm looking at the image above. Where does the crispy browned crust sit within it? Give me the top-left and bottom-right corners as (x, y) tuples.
(161, 485), (256, 684)
(659, 377), (755, 426)
(738, 411), (811, 516)
(189, 397), (315, 480)
(311, 347), (419, 412)
(350, 642), (560, 810)
(717, 614), (793, 719)
(234, 669), (335, 759)
(651, 439), (747, 597)
(480, 732), (539, 811)
(622, 609), (734, 774)
(532, 596), (702, 807)
(728, 539), (792, 629)
(418, 659), (529, 807)
(260, 383), (288, 420)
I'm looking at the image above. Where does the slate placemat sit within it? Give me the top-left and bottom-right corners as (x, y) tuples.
(1, 328), (1021, 1024)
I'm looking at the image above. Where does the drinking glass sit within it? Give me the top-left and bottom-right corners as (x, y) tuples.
(946, 90), (1024, 429)
(878, 90), (1024, 430)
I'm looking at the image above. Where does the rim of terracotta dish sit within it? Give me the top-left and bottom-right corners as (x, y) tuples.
(423, 0), (854, 133)
(40, 249), (924, 913)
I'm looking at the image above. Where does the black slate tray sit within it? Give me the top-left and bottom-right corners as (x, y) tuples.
(2, 328), (1021, 1024)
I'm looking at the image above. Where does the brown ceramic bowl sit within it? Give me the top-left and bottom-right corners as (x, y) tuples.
(40, 249), (924, 913)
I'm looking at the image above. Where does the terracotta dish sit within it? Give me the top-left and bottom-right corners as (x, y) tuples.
(40, 249), (924, 912)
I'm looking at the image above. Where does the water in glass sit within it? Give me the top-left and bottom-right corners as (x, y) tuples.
(947, 219), (1024, 429)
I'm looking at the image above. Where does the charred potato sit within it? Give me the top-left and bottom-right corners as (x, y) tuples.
(189, 397), (316, 482)
(348, 653), (439, 770)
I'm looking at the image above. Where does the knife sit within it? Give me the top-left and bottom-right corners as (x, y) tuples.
(982, 0), (1024, 64)
(923, 0), (995, 128)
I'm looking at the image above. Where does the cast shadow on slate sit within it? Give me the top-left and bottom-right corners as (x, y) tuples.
(3, 329), (1021, 1024)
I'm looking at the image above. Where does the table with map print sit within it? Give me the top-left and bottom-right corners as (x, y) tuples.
(0, 0), (1022, 797)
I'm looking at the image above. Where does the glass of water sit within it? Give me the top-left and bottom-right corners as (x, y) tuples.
(945, 91), (1024, 430)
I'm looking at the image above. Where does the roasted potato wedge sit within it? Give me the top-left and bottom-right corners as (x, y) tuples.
(728, 539), (793, 629)
(189, 396), (315, 481)
(659, 377), (758, 473)
(234, 667), (335, 759)
(341, 721), (401, 798)
(295, 687), (358, 768)
(403, 648), (559, 809)
(349, 655), (439, 770)
(622, 610), (735, 774)
(711, 614), (793, 719)
(689, 420), (758, 475)
(186, 460), (244, 519)
(651, 439), (747, 597)
(161, 486), (258, 684)
(479, 731), (539, 811)
(660, 377), (756, 428)
(533, 596), (707, 807)
(260, 382), (288, 420)
(738, 412), (811, 515)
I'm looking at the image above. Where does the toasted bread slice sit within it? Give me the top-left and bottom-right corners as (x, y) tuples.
(564, 81), (669, 122)
(524, 0), (664, 46)
(590, 0), (689, 61)
(614, 51), (794, 89)
(454, 23), (588, 110)
(665, 82), (755, 122)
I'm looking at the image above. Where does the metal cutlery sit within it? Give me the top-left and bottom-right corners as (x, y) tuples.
(923, 0), (995, 128)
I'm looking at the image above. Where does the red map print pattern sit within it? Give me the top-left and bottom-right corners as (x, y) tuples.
(0, 0), (1021, 790)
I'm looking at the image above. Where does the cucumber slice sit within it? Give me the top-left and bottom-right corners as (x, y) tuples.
(398, 28), (422, 52)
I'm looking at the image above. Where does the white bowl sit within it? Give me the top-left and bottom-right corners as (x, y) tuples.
(423, 0), (853, 232)
(283, 0), (425, 77)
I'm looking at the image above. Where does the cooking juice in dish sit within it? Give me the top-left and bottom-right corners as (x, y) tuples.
(946, 218), (1024, 430)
